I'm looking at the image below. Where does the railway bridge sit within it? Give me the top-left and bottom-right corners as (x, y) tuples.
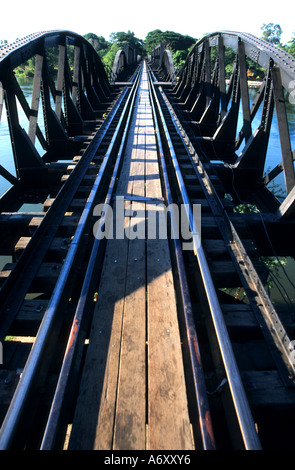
(0, 30), (295, 451)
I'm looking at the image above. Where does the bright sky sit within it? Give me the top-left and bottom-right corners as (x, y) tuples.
(2, 0), (294, 45)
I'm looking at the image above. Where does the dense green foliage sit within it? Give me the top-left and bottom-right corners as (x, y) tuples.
(144, 30), (196, 69)
(285, 36), (295, 57)
(261, 23), (295, 57)
(84, 29), (196, 71)
(12, 45), (75, 78)
(87, 25), (295, 74)
(261, 23), (283, 45)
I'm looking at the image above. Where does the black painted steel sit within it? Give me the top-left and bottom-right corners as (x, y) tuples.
(149, 66), (262, 450)
(150, 31), (295, 220)
(0, 31), (112, 188)
(148, 67), (216, 450)
(40, 69), (142, 450)
(1, 29), (295, 450)
(0, 70), (131, 450)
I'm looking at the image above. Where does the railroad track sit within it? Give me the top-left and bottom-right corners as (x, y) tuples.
(149, 65), (295, 449)
(0, 64), (141, 449)
(0, 60), (295, 450)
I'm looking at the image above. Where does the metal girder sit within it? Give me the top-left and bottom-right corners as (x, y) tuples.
(0, 30), (112, 189)
(112, 45), (138, 82)
(271, 66), (295, 194)
(234, 64), (275, 178)
(168, 31), (295, 217)
(149, 43), (176, 84)
(4, 71), (45, 180)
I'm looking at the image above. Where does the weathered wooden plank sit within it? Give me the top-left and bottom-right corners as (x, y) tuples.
(0, 213), (44, 253)
(0, 212), (44, 231)
(112, 88), (147, 450)
(69, 234), (129, 450)
(69, 135), (133, 450)
(112, 219), (146, 450)
(14, 236), (71, 260)
(28, 214), (79, 236)
(60, 173), (97, 186)
(43, 198), (87, 213)
(70, 63), (194, 450)
(9, 299), (49, 336)
(241, 370), (295, 407)
(93, 120), (141, 451)
(0, 262), (61, 292)
(70, 84), (147, 450)
(145, 83), (194, 450)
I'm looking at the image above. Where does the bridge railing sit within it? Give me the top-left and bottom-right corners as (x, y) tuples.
(0, 30), (113, 192)
(173, 31), (295, 219)
(149, 43), (177, 85)
(111, 44), (139, 83)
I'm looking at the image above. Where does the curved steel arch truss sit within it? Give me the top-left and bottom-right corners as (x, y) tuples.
(112, 44), (139, 82)
(171, 31), (295, 219)
(112, 50), (128, 82)
(150, 43), (176, 84)
(0, 30), (114, 193)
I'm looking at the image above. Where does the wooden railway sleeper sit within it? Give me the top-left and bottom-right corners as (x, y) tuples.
(0, 85), (130, 343)
(156, 78), (295, 388)
(149, 69), (216, 450)
(149, 67), (262, 449)
(0, 69), (142, 450)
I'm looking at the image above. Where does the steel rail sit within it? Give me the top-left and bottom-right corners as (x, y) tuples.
(162, 76), (295, 385)
(221, 31), (295, 87)
(148, 68), (216, 450)
(0, 73), (139, 450)
(40, 67), (142, 449)
(150, 72), (262, 450)
(0, 82), (127, 342)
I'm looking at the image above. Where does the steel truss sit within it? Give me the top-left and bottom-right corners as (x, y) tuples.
(153, 31), (295, 220)
(0, 31), (114, 194)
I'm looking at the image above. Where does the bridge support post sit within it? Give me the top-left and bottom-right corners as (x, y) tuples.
(272, 67), (295, 194)
(238, 39), (252, 142)
(28, 54), (43, 145)
(55, 45), (66, 120)
(4, 71), (46, 183)
(0, 81), (4, 121)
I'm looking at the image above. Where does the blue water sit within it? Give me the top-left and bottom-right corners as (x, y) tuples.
(0, 76), (46, 197)
(248, 88), (295, 199)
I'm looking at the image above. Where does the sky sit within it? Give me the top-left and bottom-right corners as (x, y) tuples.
(1, 0), (294, 46)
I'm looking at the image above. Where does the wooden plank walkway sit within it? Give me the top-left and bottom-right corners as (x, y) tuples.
(69, 63), (194, 450)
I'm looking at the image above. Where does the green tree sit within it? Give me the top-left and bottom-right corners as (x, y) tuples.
(83, 29), (198, 72)
(109, 30), (144, 55)
(285, 34), (295, 57)
(144, 29), (163, 55)
(144, 30), (195, 57)
(84, 33), (109, 52)
(102, 42), (121, 69)
(171, 49), (188, 70)
(261, 23), (283, 45)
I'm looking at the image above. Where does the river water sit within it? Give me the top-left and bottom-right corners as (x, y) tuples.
(0, 77), (294, 306)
